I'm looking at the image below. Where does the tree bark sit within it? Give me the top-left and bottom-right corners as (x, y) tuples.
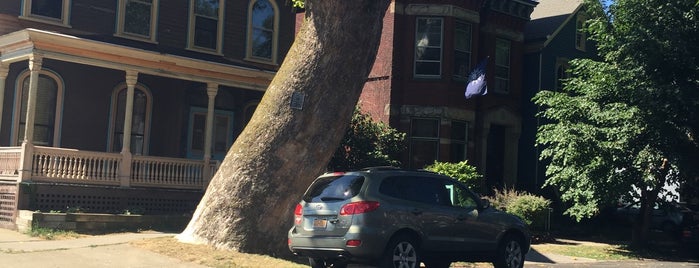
(177, 0), (391, 257)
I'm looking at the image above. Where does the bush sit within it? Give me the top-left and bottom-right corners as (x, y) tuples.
(486, 188), (552, 230)
(424, 160), (482, 192)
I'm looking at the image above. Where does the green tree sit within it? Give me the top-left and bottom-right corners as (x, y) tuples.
(425, 161), (483, 192)
(177, 0), (392, 256)
(328, 107), (405, 171)
(534, 0), (698, 246)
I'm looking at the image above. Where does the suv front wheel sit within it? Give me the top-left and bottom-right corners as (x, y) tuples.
(380, 235), (420, 268)
(493, 235), (525, 268)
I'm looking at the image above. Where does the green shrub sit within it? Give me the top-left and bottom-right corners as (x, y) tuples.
(424, 160), (482, 192)
(508, 194), (552, 229)
(485, 188), (551, 230)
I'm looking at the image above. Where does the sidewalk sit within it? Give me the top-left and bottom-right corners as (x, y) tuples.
(0, 228), (207, 268)
(0, 227), (596, 267)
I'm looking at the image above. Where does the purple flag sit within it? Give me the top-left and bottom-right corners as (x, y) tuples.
(465, 58), (488, 99)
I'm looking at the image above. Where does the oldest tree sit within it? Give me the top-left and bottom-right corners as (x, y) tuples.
(176, 0), (392, 256)
(534, 0), (699, 246)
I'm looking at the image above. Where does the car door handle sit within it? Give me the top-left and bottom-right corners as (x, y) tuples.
(411, 209), (423, 215)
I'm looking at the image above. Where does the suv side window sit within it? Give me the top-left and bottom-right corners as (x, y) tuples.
(379, 176), (452, 206)
(446, 182), (478, 209)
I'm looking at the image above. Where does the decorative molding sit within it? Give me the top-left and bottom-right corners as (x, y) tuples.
(401, 4), (480, 23)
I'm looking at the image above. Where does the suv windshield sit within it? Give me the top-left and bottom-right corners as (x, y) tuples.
(303, 175), (365, 202)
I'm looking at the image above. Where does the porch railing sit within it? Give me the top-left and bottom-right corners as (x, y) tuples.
(0, 147), (21, 179)
(0, 145), (215, 190)
(32, 147), (121, 185)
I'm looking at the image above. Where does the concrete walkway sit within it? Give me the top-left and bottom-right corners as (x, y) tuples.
(0, 228), (597, 267)
(0, 228), (207, 268)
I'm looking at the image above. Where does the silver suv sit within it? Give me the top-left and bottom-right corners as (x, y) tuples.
(287, 167), (530, 268)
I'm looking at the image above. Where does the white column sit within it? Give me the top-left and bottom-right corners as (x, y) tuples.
(119, 70), (138, 187)
(0, 63), (8, 130)
(121, 70), (138, 154)
(23, 54), (43, 145)
(203, 83), (218, 186)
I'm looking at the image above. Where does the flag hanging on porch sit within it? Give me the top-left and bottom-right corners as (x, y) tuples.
(464, 57), (489, 99)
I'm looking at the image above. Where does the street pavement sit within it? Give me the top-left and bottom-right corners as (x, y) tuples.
(1, 228), (697, 267)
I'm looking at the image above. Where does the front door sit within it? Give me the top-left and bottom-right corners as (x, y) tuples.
(186, 107), (234, 160)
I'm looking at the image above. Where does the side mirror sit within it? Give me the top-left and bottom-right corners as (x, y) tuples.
(481, 198), (491, 209)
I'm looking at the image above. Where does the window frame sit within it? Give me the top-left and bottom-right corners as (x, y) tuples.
(494, 38), (511, 94)
(453, 20), (472, 80)
(20, 0), (72, 27)
(409, 118), (440, 169)
(115, 0), (159, 43)
(414, 17), (443, 78)
(555, 58), (571, 91)
(187, 0), (225, 55)
(575, 15), (587, 51)
(186, 107), (234, 161)
(108, 83), (152, 155)
(12, 69), (64, 147)
(450, 120), (469, 162)
(246, 0), (279, 64)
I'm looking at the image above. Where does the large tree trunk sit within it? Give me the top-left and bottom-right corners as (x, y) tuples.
(631, 159), (670, 248)
(176, 0), (391, 257)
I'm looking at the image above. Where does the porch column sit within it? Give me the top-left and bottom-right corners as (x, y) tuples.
(203, 83), (218, 187)
(0, 63), (8, 130)
(18, 55), (42, 181)
(23, 54), (43, 145)
(119, 70), (138, 187)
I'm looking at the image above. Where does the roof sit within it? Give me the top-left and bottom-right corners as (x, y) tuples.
(525, 0), (583, 43)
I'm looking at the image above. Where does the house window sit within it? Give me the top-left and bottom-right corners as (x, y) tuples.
(187, 108), (234, 160)
(247, 0), (278, 63)
(21, 0), (71, 27)
(409, 118), (440, 169)
(450, 121), (468, 161)
(110, 86), (152, 155)
(116, 0), (159, 42)
(453, 21), (472, 79)
(14, 71), (63, 146)
(555, 59), (571, 91)
(494, 38), (511, 93)
(414, 17), (443, 78)
(188, 0), (224, 53)
(575, 16), (587, 51)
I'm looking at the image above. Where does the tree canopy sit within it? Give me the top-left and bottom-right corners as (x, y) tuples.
(533, 0), (698, 240)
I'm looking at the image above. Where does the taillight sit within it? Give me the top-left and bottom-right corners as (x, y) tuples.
(340, 201), (380, 215)
(346, 240), (362, 247)
(294, 204), (303, 225)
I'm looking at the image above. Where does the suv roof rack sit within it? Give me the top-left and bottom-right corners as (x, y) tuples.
(360, 166), (402, 172)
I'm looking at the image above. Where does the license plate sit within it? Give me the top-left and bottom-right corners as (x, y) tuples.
(313, 218), (327, 228)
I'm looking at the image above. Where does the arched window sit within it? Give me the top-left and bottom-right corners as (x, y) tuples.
(247, 0), (279, 64)
(110, 85), (152, 155)
(14, 70), (63, 146)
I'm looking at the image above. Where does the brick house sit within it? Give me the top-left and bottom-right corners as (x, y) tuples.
(0, 0), (296, 230)
(357, 0), (538, 192)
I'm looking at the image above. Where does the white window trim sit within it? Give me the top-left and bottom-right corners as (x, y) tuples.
(453, 20), (472, 79)
(494, 38), (511, 94)
(19, 0), (72, 28)
(414, 17), (443, 78)
(245, 0), (280, 65)
(115, 0), (160, 43)
(107, 83), (153, 155)
(187, 0), (225, 55)
(12, 69), (64, 147)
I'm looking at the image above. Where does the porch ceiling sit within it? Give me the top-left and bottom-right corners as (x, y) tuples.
(0, 28), (274, 91)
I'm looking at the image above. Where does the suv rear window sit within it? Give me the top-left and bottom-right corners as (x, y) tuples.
(303, 175), (365, 202)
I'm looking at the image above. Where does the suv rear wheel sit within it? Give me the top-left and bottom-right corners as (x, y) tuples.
(493, 235), (524, 268)
(309, 258), (347, 268)
(380, 235), (420, 268)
